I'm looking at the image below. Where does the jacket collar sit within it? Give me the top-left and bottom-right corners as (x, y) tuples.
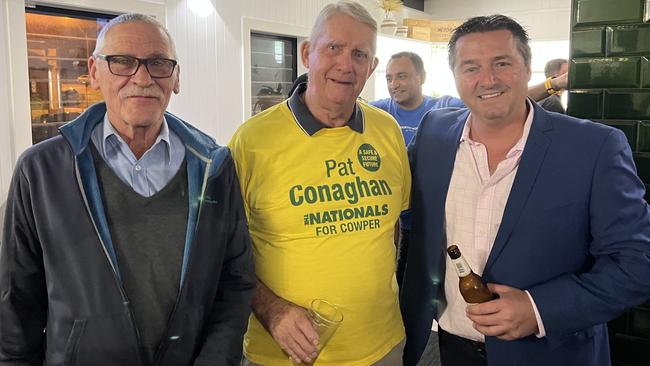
(58, 102), (228, 285)
(59, 102), (220, 160)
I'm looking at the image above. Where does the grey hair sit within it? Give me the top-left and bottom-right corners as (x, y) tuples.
(310, 0), (377, 54)
(93, 13), (177, 58)
(544, 58), (568, 78)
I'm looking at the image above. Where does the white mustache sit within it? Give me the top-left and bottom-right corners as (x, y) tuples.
(120, 87), (163, 99)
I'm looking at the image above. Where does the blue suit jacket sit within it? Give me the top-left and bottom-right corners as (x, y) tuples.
(399, 103), (650, 366)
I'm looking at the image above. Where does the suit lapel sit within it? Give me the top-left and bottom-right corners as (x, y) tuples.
(484, 103), (553, 272)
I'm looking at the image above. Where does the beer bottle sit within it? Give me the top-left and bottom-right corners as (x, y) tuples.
(447, 245), (496, 304)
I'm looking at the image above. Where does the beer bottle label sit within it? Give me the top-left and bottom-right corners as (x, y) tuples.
(451, 257), (471, 277)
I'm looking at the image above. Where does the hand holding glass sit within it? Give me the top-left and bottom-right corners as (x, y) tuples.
(292, 299), (343, 365)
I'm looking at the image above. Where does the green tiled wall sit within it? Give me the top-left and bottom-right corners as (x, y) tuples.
(573, 28), (605, 56)
(638, 122), (650, 151)
(568, 0), (650, 150)
(643, 57), (650, 87)
(574, 0), (645, 25)
(571, 58), (641, 88)
(567, 90), (603, 118)
(570, 1), (650, 364)
(609, 25), (650, 55)
(604, 91), (650, 119)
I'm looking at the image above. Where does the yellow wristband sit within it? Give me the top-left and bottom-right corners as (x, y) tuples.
(545, 76), (558, 95)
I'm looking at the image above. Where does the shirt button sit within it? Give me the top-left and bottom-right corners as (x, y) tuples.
(135, 164), (142, 171)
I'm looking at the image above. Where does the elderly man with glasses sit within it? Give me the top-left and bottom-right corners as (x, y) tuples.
(0, 13), (255, 366)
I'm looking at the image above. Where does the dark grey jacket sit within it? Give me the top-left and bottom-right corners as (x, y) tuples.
(0, 103), (255, 366)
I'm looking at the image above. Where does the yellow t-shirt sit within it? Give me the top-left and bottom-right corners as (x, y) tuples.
(229, 99), (410, 365)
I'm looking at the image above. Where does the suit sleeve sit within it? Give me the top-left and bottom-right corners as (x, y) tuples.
(400, 129), (412, 213)
(193, 158), (256, 366)
(397, 113), (425, 287)
(0, 162), (47, 365)
(529, 129), (650, 337)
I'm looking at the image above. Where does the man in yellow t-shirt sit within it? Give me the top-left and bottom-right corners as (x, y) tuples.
(229, 1), (410, 365)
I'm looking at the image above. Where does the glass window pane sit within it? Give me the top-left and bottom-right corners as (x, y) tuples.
(250, 33), (297, 116)
(25, 7), (114, 144)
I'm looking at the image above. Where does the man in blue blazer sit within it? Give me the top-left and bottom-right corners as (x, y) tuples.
(399, 15), (650, 366)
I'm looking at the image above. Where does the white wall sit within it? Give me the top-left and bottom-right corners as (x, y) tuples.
(425, 0), (571, 41)
(0, 0), (573, 233)
(165, 0), (328, 145)
(0, 0), (439, 161)
(164, 0), (571, 145)
(164, 0), (429, 145)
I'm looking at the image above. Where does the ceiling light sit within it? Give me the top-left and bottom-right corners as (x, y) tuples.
(188, 0), (214, 18)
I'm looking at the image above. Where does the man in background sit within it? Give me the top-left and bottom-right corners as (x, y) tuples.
(230, 1), (410, 365)
(1, 13), (254, 365)
(372, 53), (568, 143)
(371, 52), (464, 146)
(539, 58), (568, 113)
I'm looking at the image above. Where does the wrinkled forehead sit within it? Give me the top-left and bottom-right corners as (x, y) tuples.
(101, 21), (174, 57)
(313, 14), (376, 54)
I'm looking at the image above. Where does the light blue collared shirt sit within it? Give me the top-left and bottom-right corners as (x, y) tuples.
(90, 114), (185, 197)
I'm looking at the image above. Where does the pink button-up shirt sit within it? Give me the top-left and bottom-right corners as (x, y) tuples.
(437, 99), (545, 342)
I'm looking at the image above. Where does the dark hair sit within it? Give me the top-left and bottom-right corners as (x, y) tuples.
(288, 73), (308, 96)
(447, 14), (531, 70)
(544, 58), (568, 78)
(390, 52), (425, 77)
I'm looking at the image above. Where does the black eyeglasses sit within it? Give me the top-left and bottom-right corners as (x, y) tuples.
(94, 54), (178, 78)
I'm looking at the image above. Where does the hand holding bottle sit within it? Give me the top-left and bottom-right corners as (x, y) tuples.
(465, 283), (540, 341)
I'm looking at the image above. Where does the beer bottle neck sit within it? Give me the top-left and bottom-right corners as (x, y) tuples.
(450, 256), (473, 277)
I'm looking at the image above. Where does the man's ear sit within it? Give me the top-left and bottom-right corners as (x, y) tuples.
(300, 41), (311, 69)
(420, 70), (427, 85)
(368, 56), (379, 76)
(88, 55), (100, 89)
(173, 64), (180, 94)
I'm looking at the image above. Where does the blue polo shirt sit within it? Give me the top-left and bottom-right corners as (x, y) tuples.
(371, 95), (464, 145)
